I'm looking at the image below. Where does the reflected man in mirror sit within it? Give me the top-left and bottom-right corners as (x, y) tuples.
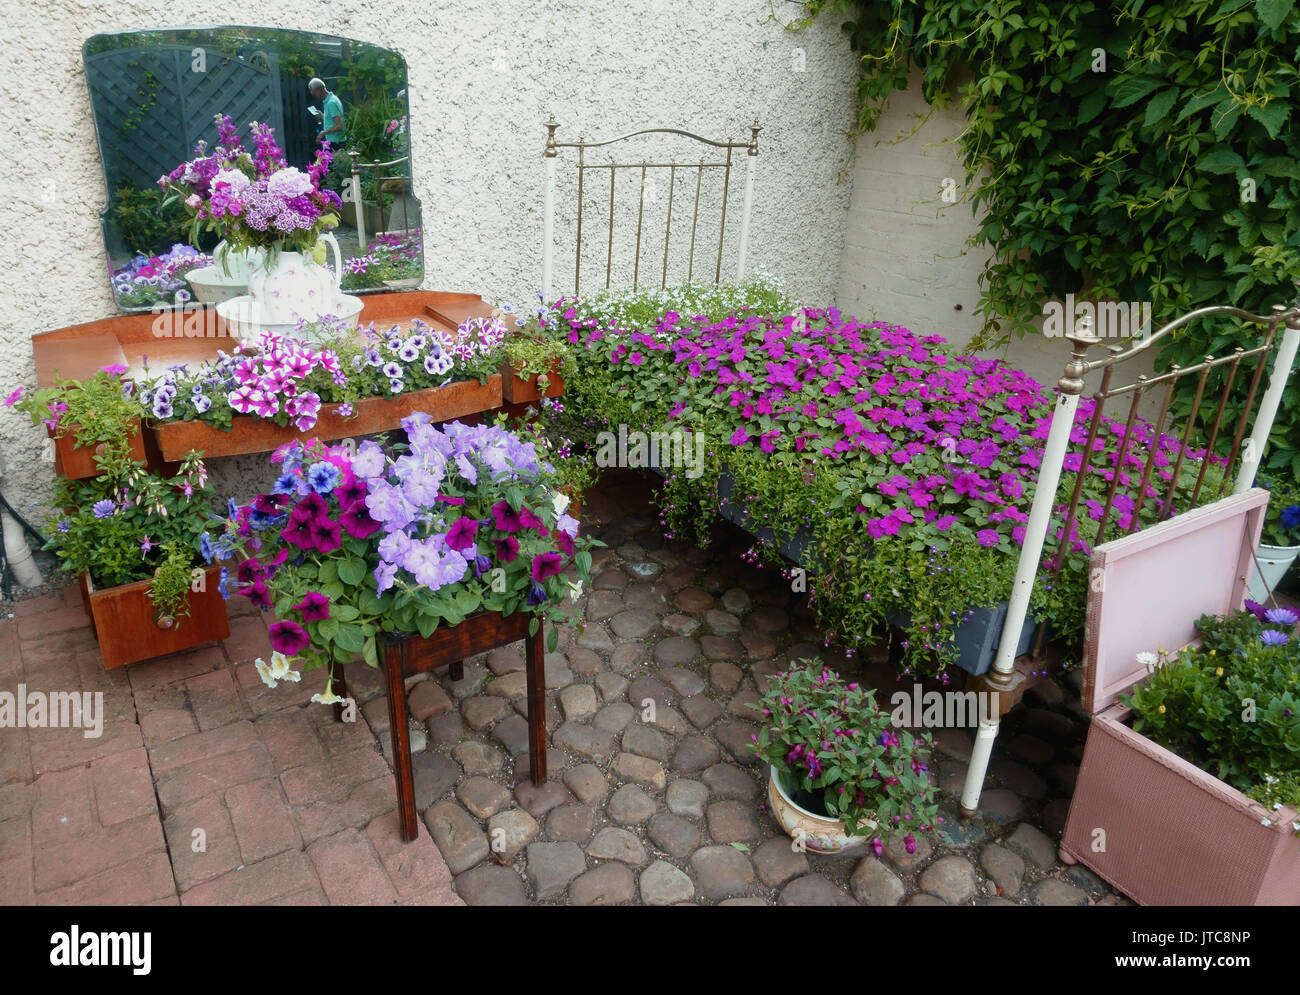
(309, 77), (347, 147)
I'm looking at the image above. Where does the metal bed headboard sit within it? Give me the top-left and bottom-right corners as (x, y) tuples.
(960, 287), (1300, 815)
(541, 119), (761, 301)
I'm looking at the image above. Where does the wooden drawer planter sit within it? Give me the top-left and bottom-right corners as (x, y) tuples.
(376, 609), (546, 842)
(1060, 489), (1300, 905)
(150, 376), (503, 460)
(52, 420), (149, 480)
(501, 362), (565, 404)
(78, 565), (230, 670)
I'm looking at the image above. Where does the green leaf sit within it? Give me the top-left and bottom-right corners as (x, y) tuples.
(338, 558), (367, 586)
(334, 624), (365, 654)
(1196, 149), (1246, 174)
(317, 617), (340, 640)
(1108, 75), (1163, 109)
(1247, 101), (1289, 139)
(1143, 88), (1179, 127)
(728, 842), (751, 853)
(547, 626), (559, 653)
(1257, 0), (1295, 31)
(362, 635), (378, 668)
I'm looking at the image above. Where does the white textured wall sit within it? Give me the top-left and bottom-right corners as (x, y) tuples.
(0, 1), (857, 515)
(835, 69), (1095, 391)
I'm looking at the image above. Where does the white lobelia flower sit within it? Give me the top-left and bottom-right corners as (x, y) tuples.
(1135, 651), (1158, 669)
(552, 491), (570, 517)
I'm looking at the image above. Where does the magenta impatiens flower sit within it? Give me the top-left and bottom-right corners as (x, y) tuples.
(293, 592), (331, 622)
(268, 620), (310, 656)
(4, 387), (23, 406)
(976, 529), (1000, 547)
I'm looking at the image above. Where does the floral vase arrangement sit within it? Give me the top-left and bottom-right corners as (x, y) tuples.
(160, 114), (349, 331)
(207, 415), (601, 701)
(748, 660), (944, 854)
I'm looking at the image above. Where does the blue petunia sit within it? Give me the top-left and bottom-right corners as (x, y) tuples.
(306, 462), (342, 495)
(1281, 504), (1300, 531)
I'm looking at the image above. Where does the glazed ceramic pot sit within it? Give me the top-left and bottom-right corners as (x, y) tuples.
(1247, 542), (1300, 602)
(766, 765), (871, 854)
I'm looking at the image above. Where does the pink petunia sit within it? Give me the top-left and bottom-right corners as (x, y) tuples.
(293, 592), (331, 622)
(268, 620), (310, 656)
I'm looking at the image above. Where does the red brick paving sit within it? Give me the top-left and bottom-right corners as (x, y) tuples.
(0, 587), (464, 906)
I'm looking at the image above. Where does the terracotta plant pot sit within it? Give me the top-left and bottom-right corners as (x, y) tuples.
(78, 565), (230, 670)
(766, 765), (871, 854)
(501, 361), (565, 404)
(52, 420), (149, 480)
(150, 376), (503, 460)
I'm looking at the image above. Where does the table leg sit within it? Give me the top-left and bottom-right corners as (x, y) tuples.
(523, 622), (547, 785)
(332, 666), (350, 724)
(448, 659), (464, 682)
(383, 642), (418, 842)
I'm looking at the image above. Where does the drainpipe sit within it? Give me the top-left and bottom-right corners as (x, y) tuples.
(2, 504), (43, 589)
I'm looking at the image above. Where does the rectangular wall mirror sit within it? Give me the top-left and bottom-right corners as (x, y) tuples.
(84, 25), (422, 312)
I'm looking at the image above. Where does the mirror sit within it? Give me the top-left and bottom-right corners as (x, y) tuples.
(84, 26), (422, 311)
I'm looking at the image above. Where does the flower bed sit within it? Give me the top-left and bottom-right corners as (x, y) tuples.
(111, 244), (213, 309)
(556, 288), (1224, 677)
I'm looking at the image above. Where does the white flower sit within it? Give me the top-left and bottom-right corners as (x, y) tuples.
(552, 491), (570, 517)
(311, 679), (344, 706)
(1261, 818), (1272, 827)
(1275, 803), (1284, 810)
(1135, 651), (1158, 669)
(567, 578), (583, 603)
(212, 167), (251, 194)
(266, 166), (312, 198)
(254, 651), (301, 688)
(254, 657), (279, 688)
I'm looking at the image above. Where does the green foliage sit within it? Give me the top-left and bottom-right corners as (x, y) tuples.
(1256, 469), (1300, 546)
(10, 367), (145, 464)
(749, 660), (943, 843)
(109, 182), (191, 257)
(1122, 609), (1300, 792)
(46, 453), (220, 624)
(148, 540), (198, 623)
(1247, 773), (1300, 832)
(803, 0), (1300, 476)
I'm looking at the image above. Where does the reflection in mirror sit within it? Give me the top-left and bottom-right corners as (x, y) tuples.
(84, 26), (422, 311)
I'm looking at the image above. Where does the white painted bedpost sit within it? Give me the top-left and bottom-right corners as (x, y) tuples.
(959, 318), (1098, 817)
(1233, 298), (1300, 494)
(542, 118), (559, 303)
(735, 121), (760, 283)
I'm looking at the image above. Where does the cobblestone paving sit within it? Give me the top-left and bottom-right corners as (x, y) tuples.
(394, 473), (1130, 906)
(0, 471), (1136, 905)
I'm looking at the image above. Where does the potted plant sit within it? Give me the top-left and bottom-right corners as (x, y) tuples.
(210, 415), (601, 704)
(1064, 607), (1300, 904)
(1061, 489), (1300, 904)
(748, 660), (944, 855)
(45, 451), (229, 669)
(1247, 470), (1300, 601)
(141, 314), (507, 461)
(6, 364), (151, 480)
(499, 305), (571, 403)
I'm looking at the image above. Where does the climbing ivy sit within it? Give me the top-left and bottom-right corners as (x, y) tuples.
(802, 0), (1300, 476)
